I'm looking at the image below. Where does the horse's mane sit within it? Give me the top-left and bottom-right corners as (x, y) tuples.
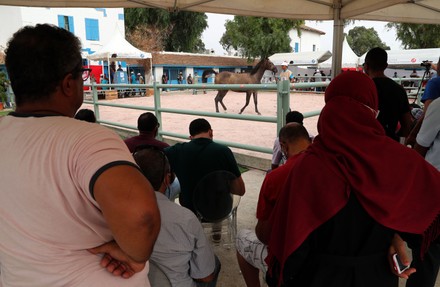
(250, 58), (267, 75)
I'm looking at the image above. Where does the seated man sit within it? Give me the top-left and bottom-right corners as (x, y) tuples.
(236, 123), (311, 287)
(125, 112), (180, 200)
(165, 118), (245, 214)
(124, 112), (169, 153)
(271, 111), (305, 170)
(133, 148), (221, 287)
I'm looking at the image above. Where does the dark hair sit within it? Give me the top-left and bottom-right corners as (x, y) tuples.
(74, 109), (96, 123)
(365, 47), (388, 71)
(133, 148), (169, 191)
(189, 118), (211, 136)
(138, 112), (158, 132)
(279, 123), (310, 144)
(286, 111), (304, 125)
(5, 24), (82, 106)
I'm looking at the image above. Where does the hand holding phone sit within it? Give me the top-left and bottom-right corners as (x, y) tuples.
(392, 253), (410, 274)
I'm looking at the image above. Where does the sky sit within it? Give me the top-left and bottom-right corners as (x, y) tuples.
(201, 13), (402, 56)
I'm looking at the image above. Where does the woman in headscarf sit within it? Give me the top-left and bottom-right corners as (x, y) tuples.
(265, 71), (440, 287)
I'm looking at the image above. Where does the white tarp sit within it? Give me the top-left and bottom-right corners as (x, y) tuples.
(1, 1), (439, 25)
(269, 50), (332, 66)
(1, 0), (439, 77)
(88, 28), (152, 61)
(359, 48), (440, 69)
(319, 37), (359, 69)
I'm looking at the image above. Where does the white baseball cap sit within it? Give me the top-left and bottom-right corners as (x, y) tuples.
(281, 61), (289, 66)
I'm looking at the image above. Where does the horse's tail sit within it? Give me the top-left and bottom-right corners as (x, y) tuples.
(202, 69), (217, 83)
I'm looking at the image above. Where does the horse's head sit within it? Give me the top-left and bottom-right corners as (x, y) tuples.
(264, 58), (278, 74)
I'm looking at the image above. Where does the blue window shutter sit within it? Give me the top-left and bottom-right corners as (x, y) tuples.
(68, 16), (75, 34)
(295, 42), (299, 53)
(118, 13), (124, 20)
(58, 15), (65, 29)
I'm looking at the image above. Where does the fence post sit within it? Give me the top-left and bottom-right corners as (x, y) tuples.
(276, 80), (290, 133)
(153, 81), (163, 141)
(91, 83), (100, 121)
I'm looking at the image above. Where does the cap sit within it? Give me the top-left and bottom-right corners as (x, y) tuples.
(131, 71), (134, 74)
(137, 73), (141, 75)
(281, 61), (289, 66)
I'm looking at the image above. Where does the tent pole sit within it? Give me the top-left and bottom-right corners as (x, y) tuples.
(331, 0), (343, 78)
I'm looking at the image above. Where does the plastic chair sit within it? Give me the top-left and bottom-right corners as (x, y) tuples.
(148, 260), (172, 287)
(193, 170), (241, 247)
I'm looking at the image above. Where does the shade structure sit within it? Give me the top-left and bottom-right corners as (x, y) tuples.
(88, 27), (152, 62)
(270, 50), (332, 66)
(359, 48), (440, 69)
(1, 0), (440, 77)
(319, 36), (359, 69)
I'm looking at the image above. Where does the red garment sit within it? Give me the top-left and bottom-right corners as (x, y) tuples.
(256, 155), (300, 220)
(267, 71), (440, 282)
(124, 132), (169, 153)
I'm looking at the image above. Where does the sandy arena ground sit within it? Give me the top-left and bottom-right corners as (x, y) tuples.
(81, 89), (435, 287)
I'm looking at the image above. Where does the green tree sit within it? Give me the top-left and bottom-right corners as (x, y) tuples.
(124, 8), (208, 52)
(220, 16), (304, 60)
(346, 26), (390, 56)
(386, 23), (440, 49)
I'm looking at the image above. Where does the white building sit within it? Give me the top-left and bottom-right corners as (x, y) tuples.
(289, 25), (325, 53)
(0, 6), (124, 58)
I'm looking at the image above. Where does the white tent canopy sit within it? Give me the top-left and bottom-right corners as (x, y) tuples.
(88, 28), (152, 62)
(359, 48), (440, 69)
(269, 50), (332, 66)
(319, 37), (359, 69)
(1, 0), (440, 77)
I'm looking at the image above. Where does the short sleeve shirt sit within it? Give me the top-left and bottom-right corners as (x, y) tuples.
(421, 76), (440, 103)
(165, 138), (241, 212)
(416, 98), (440, 170)
(151, 192), (215, 287)
(0, 114), (149, 286)
(373, 77), (411, 141)
(257, 155), (299, 220)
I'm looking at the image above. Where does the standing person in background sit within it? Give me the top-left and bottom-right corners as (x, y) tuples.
(162, 73), (168, 92)
(279, 62), (294, 82)
(363, 47), (413, 142)
(0, 24), (160, 286)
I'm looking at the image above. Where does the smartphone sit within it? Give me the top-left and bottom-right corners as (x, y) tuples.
(392, 253), (410, 274)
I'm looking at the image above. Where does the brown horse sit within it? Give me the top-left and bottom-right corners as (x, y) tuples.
(203, 58), (277, 115)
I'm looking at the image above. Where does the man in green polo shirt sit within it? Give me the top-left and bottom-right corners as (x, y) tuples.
(165, 118), (246, 213)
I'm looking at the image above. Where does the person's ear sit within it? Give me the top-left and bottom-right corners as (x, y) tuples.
(209, 129), (213, 139)
(60, 73), (77, 98)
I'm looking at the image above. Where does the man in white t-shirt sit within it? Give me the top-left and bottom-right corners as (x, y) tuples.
(0, 24), (160, 286)
(415, 97), (440, 170)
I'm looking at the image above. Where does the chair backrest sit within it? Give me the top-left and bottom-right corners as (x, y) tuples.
(193, 170), (237, 222)
(148, 261), (172, 287)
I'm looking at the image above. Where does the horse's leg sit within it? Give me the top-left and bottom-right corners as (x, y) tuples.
(253, 91), (261, 115)
(215, 90), (228, 112)
(239, 91), (251, 114)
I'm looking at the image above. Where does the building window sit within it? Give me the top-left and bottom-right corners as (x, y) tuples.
(85, 18), (100, 41)
(58, 15), (74, 33)
(313, 44), (316, 51)
(294, 42), (299, 53)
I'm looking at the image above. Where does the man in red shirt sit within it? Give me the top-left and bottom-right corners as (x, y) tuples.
(236, 123), (311, 287)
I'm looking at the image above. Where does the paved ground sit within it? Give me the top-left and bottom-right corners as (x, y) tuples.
(81, 89), (439, 287)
